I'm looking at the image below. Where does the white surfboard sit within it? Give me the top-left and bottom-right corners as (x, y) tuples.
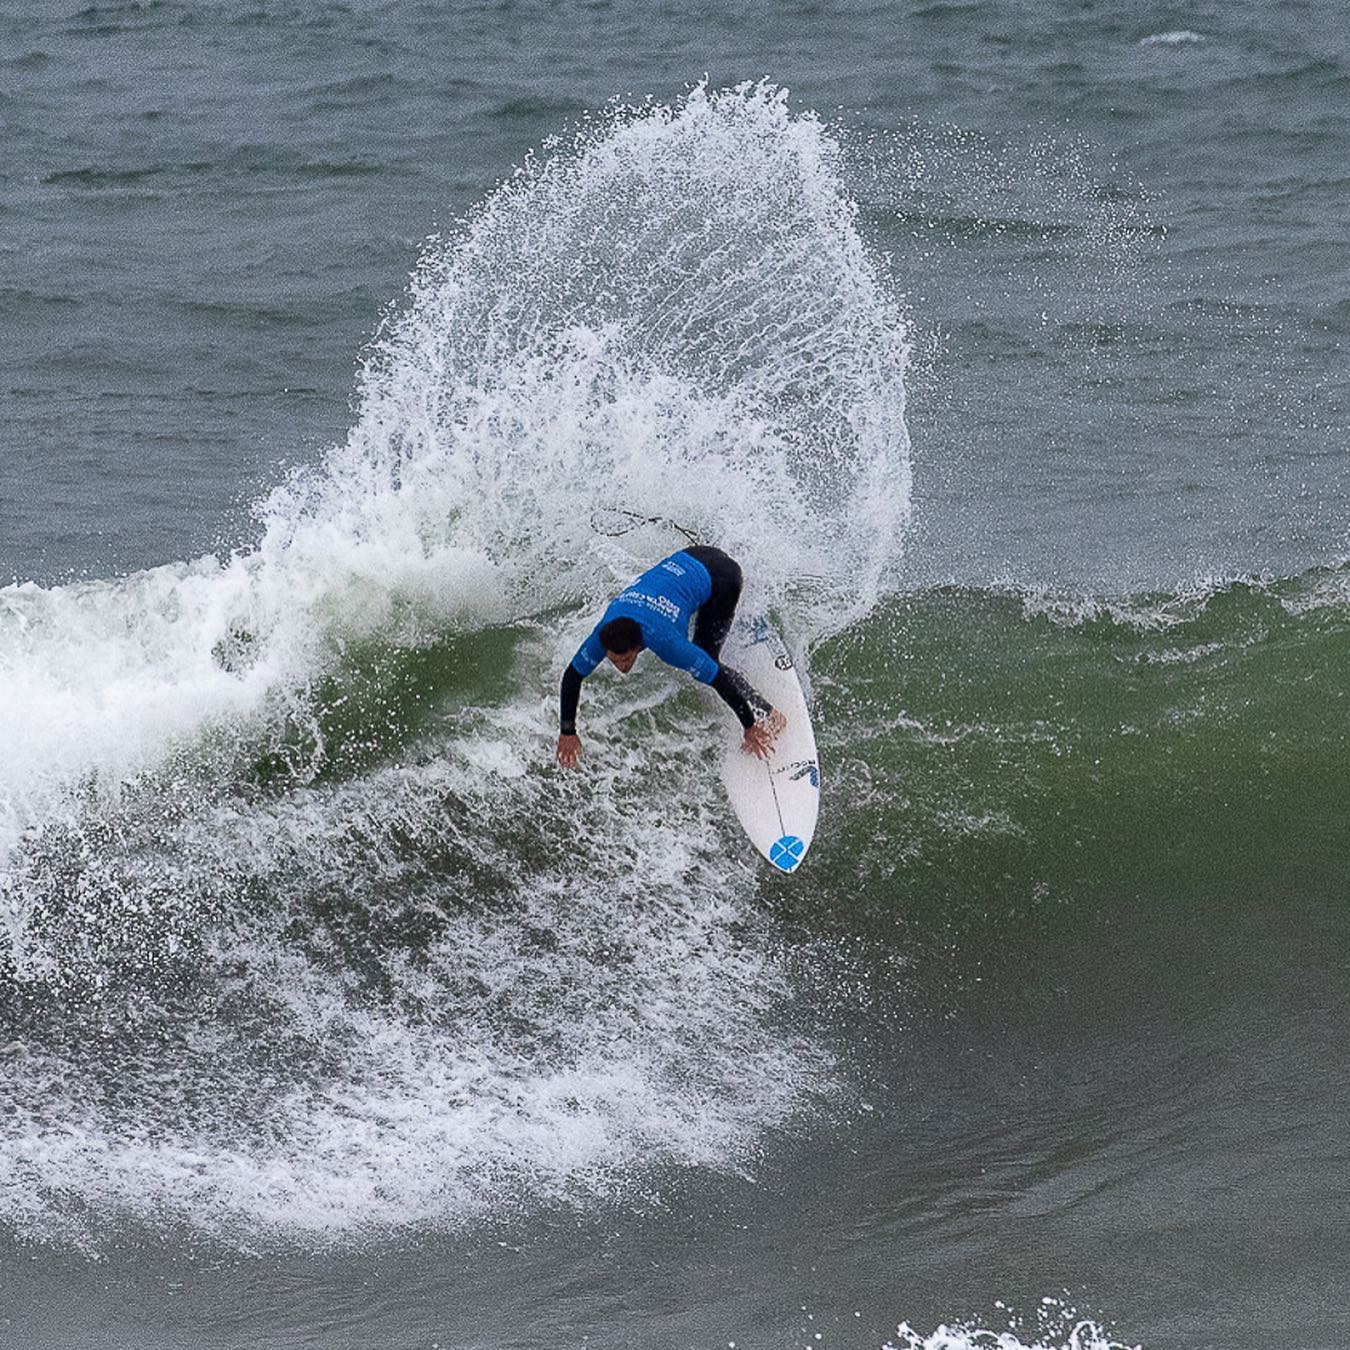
(717, 616), (820, 874)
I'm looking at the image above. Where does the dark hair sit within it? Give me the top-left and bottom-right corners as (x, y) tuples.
(598, 617), (643, 653)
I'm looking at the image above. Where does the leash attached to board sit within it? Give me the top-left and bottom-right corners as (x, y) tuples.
(589, 507), (703, 547)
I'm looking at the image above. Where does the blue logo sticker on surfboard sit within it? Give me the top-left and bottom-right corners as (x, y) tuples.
(769, 834), (806, 872)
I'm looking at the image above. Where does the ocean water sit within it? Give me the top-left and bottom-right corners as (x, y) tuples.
(2, 3), (1349, 1348)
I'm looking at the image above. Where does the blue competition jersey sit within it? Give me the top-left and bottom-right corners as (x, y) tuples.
(570, 551), (718, 683)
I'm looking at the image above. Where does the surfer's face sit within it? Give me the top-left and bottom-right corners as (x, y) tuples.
(606, 648), (640, 674)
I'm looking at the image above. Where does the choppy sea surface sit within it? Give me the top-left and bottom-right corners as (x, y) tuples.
(3, 4), (1349, 1348)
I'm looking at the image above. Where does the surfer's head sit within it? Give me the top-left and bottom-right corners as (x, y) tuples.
(599, 617), (643, 673)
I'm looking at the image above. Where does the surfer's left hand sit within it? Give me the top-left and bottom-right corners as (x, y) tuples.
(742, 709), (786, 759)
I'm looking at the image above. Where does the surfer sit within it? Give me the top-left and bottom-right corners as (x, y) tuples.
(556, 546), (784, 767)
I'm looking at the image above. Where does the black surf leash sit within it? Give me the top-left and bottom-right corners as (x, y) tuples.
(589, 507), (703, 546)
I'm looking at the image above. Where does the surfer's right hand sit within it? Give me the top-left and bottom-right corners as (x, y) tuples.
(556, 734), (582, 768)
(742, 709), (785, 760)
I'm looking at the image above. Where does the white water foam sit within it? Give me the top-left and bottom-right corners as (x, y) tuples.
(327, 79), (910, 619)
(0, 83), (909, 1247)
(888, 1306), (1140, 1350)
(1139, 30), (1204, 48)
(3, 739), (821, 1245)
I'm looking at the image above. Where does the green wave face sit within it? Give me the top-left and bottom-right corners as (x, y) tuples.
(179, 564), (1350, 953)
(811, 571), (1350, 942)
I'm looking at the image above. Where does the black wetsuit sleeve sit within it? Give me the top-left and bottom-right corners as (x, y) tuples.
(560, 663), (585, 735)
(710, 664), (767, 730)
